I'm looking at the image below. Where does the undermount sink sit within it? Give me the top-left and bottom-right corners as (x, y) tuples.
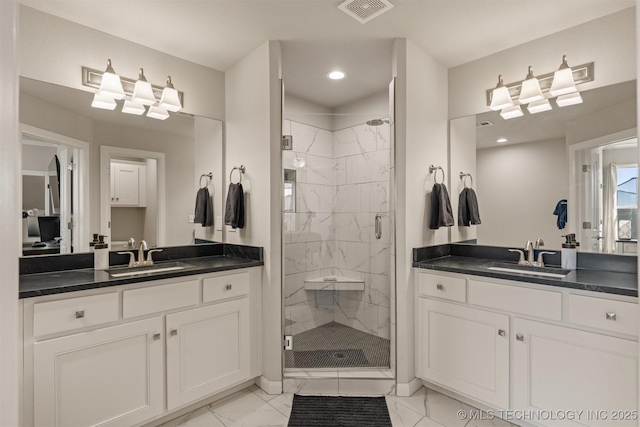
(486, 262), (570, 279)
(106, 261), (195, 278)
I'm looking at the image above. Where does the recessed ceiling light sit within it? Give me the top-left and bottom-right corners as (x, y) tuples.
(327, 71), (347, 80)
(497, 138), (508, 143)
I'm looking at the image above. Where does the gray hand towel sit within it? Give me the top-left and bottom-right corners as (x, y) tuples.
(194, 187), (214, 227)
(429, 183), (454, 229)
(224, 183), (245, 229)
(458, 188), (481, 226)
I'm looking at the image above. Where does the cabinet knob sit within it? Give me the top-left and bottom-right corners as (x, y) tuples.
(170, 329), (178, 336)
(436, 284), (444, 290)
(225, 284), (233, 291)
(498, 329), (506, 337)
(75, 309), (85, 319)
(516, 334), (524, 342)
(606, 312), (617, 321)
(153, 333), (161, 341)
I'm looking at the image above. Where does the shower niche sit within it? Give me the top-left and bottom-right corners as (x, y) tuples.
(281, 94), (395, 374)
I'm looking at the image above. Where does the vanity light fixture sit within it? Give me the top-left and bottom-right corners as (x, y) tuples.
(489, 75), (514, 111)
(518, 66), (544, 104)
(147, 105), (170, 120)
(83, 62), (184, 118)
(327, 70), (347, 80)
(131, 68), (157, 106)
(556, 91), (583, 107)
(122, 99), (146, 115)
(499, 105), (523, 120)
(96, 59), (126, 100)
(158, 76), (182, 112)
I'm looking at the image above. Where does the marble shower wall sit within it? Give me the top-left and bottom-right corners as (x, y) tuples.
(283, 119), (393, 341)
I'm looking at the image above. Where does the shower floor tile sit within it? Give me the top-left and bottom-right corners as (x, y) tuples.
(285, 322), (390, 369)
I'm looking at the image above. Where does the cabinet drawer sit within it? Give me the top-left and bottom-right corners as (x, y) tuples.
(468, 280), (562, 320)
(203, 271), (250, 303)
(568, 294), (638, 336)
(123, 280), (199, 318)
(33, 293), (118, 337)
(418, 272), (466, 303)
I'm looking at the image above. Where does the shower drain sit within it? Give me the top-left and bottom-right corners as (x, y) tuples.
(333, 352), (347, 359)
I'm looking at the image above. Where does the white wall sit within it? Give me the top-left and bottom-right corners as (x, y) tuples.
(477, 138), (569, 248)
(333, 89), (389, 130)
(0, 1), (19, 424)
(283, 94), (334, 131)
(393, 38), (449, 389)
(225, 41), (283, 387)
(449, 8), (636, 119)
(603, 146), (638, 168)
(567, 98), (637, 146)
(19, 6), (225, 119)
(449, 116), (477, 243)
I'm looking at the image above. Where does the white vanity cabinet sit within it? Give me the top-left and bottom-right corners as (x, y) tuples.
(110, 162), (146, 207)
(416, 270), (638, 427)
(23, 267), (262, 427)
(33, 316), (164, 427)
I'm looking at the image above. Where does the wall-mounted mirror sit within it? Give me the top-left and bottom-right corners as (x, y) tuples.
(19, 77), (224, 256)
(450, 79), (637, 254)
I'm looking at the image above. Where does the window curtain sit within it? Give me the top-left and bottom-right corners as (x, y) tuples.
(602, 163), (617, 253)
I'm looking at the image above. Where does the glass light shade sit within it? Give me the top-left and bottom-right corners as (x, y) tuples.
(122, 100), (146, 115)
(549, 67), (577, 97)
(147, 106), (170, 120)
(97, 60), (125, 100)
(556, 92), (583, 107)
(489, 76), (514, 111)
(518, 66), (544, 104)
(293, 157), (306, 168)
(527, 98), (552, 114)
(158, 76), (182, 112)
(131, 69), (157, 106)
(91, 93), (117, 110)
(500, 105), (523, 120)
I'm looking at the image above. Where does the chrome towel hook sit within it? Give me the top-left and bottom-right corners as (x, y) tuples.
(230, 165), (246, 184)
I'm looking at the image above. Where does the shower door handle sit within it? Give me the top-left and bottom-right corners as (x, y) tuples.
(375, 214), (382, 239)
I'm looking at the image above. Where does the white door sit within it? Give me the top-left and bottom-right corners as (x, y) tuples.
(56, 147), (80, 253)
(34, 317), (164, 427)
(166, 298), (250, 410)
(513, 318), (637, 426)
(112, 163), (140, 206)
(417, 298), (509, 409)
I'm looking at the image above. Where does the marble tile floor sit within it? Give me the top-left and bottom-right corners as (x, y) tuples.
(158, 385), (518, 427)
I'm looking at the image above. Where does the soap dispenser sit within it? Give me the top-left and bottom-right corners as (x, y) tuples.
(94, 235), (109, 270)
(561, 233), (578, 270)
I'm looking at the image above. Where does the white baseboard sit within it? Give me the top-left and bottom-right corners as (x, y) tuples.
(256, 376), (282, 395)
(396, 377), (422, 397)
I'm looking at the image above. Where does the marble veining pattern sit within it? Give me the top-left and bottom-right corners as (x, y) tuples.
(158, 385), (518, 427)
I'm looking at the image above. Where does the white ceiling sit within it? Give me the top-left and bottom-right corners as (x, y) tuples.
(20, 0), (635, 108)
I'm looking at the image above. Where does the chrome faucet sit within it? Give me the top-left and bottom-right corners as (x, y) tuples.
(524, 240), (535, 264)
(138, 240), (148, 264)
(117, 240), (162, 267)
(535, 238), (544, 249)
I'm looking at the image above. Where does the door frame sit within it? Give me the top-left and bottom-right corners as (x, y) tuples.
(100, 145), (166, 246)
(20, 124), (90, 253)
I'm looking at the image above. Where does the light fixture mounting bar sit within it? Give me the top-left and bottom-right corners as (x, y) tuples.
(82, 66), (185, 107)
(485, 62), (594, 107)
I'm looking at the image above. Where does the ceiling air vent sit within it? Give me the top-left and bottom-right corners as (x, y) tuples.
(476, 120), (494, 128)
(338, 0), (394, 24)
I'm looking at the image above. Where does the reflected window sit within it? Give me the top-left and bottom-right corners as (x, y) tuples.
(616, 165), (638, 240)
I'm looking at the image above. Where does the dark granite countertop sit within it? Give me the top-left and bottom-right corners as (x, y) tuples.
(413, 244), (638, 298)
(20, 243), (264, 299)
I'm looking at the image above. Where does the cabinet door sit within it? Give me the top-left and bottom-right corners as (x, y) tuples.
(513, 318), (638, 427)
(166, 298), (250, 410)
(112, 163), (139, 206)
(34, 317), (164, 427)
(417, 298), (509, 408)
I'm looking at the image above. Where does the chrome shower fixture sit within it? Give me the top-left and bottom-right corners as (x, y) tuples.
(366, 119), (389, 126)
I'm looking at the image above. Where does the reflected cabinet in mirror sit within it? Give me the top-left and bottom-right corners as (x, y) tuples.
(450, 80), (637, 254)
(20, 77), (224, 256)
